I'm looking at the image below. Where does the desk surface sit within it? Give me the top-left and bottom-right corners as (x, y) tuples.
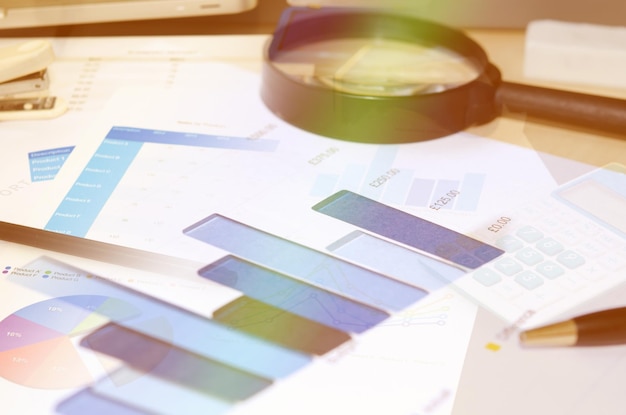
(2, 8), (626, 166)
(466, 29), (626, 167)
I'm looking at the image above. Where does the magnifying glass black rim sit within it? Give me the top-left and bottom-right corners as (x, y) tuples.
(261, 7), (502, 144)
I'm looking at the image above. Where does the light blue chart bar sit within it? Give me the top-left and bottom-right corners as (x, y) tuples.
(199, 256), (389, 333)
(92, 367), (232, 415)
(456, 173), (486, 211)
(109, 296), (311, 380)
(45, 138), (142, 237)
(406, 178), (435, 207)
(184, 214), (428, 312)
(328, 231), (466, 292)
(57, 388), (150, 415)
(45, 126), (279, 237)
(360, 145), (398, 198)
(106, 126), (279, 151)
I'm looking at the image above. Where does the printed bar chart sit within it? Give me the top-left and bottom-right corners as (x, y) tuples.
(45, 126), (279, 237)
(309, 143), (486, 212)
(199, 256), (389, 334)
(184, 214), (428, 312)
(313, 190), (504, 269)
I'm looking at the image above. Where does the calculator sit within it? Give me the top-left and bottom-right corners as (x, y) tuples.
(461, 163), (626, 326)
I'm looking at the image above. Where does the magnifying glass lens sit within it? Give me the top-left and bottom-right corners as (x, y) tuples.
(271, 38), (481, 97)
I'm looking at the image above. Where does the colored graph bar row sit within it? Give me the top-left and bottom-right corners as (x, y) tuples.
(183, 214), (428, 313)
(313, 190), (504, 269)
(327, 231), (466, 292)
(199, 256), (388, 334)
(5, 258), (314, 414)
(106, 126), (279, 151)
(82, 323), (272, 402)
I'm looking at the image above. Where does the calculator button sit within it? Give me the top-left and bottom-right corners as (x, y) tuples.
(535, 238), (564, 256)
(535, 261), (564, 279)
(496, 235), (524, 252)
(556, 250), (585, 269)
(472, 268), (502, 287)
(494, 257), (523, 276)
(514, 271), (544, 290)
(515, 247), (544, 266)
(516, 226), (544, 243)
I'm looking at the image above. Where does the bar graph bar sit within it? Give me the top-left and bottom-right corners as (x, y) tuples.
(406, 178), (436, 207)
(327, 231), (466, 291)
(82, 323), (272, 402)
(116, 299), (311, 380)
(183, 214), (428, 312)
(214, 296), (351, 355)
(200, 256), (389, 334)
(456, 173), (486, 211)
(106, 126), (279, 151)
(91, 367), (232, 415)
(313, 190), (504, 269)
(58, 388), (149, 415)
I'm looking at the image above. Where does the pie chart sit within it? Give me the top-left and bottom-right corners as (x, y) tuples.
(0, 295), (140, 390)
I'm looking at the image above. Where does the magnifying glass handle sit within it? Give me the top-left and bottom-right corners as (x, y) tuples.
(495, 82), (626, 135)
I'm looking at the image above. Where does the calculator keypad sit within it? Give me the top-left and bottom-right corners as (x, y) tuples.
(463, 198), (626, 323)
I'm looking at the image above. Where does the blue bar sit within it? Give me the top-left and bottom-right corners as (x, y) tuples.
(82, 323), (272, 401)
(106, 126), (279, 151)
(183, 215), (428, 312)
(360, 145), (398, 198)
(313, 190), (504, 269)
(328, 231), (466, 291)
(57, 389), (149, 415)
(338, 163), (366, 192)
(310, 174), (338, 197)
(113, 297), (311, 380)
(406, 178), (435, 207)
(200, 256), (389, 333)
(91, 367), (232, 415)
(381, 168), (413, 205)
(456, 173), (486, 211)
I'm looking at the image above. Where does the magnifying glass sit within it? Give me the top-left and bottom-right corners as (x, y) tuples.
(260, 7), (626, 144)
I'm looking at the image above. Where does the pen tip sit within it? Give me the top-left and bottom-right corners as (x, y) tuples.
(519, 320), (578, 347)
